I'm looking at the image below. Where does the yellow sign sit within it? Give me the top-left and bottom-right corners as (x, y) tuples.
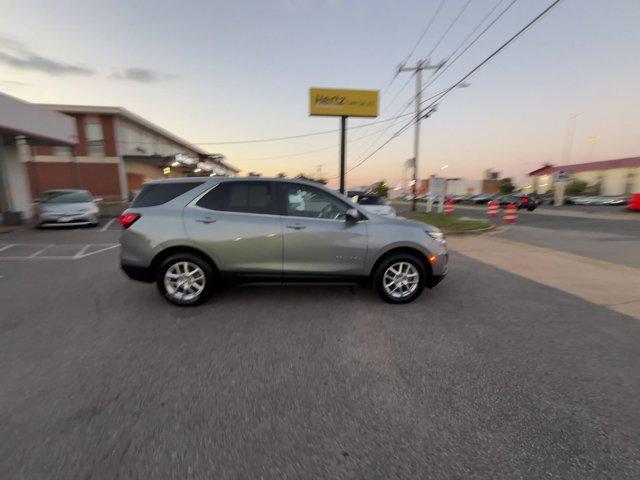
(163, 167), (171, 175)
(310, 88), (378, 118)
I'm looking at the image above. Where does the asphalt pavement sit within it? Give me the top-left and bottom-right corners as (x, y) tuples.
(393, 202), (640, 268)
(2, 222), (640, 479)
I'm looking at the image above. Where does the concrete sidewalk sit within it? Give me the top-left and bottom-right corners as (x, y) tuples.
(455, 204), (639, 221)
(448, 235), (640, 320)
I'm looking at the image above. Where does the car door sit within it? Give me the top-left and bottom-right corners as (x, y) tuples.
(279, 182), (368, 277)
(183, 181), (283, 278)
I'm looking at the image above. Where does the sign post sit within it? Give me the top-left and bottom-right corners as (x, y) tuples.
(554, 170), (570, 207)
(310, 88), (379, 193)
(427, 175), (446, 213)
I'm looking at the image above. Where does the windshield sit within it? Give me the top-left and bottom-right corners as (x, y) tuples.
(41, 191), (92, 203)
(357, 195), (385, 205)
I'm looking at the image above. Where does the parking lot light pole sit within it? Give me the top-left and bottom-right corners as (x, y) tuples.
(340, 116), (347, 194)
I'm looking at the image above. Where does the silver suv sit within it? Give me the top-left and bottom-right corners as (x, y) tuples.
(119, 178), (448, 306)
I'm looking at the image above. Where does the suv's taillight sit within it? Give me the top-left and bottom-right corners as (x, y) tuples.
(119, 212), (141, 228)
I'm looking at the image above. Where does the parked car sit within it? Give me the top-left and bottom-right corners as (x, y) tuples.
(497, 194), (537, 211)
(346, 190), (366, 201)
(356, 195), (397, 217)
(471, 194), (499, 204)
(120, 178), (448, 306)
(35, 189), (101, 227)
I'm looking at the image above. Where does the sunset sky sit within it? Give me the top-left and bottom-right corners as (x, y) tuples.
(2, 0), (639, 189)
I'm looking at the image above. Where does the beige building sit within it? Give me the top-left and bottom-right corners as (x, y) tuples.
(527, 157), (640, 195)
(31, 104), (239, 201)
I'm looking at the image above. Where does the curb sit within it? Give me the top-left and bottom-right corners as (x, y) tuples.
(442, 223), (496, 236)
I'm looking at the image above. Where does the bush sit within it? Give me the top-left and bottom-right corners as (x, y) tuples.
(565, 180), (587, 196)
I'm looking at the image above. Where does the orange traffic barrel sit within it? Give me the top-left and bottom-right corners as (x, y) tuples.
(444, 199), (454, 214)
(504, 204), (518, 223)
(487, 201), (500, 217)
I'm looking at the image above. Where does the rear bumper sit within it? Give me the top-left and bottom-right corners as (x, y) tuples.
(121, 263), (154, 283)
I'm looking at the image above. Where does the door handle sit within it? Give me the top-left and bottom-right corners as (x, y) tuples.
(196, 217), (217, 224)
(286, 224), (306, 230)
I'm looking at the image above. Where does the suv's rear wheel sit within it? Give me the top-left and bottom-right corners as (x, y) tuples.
(156, 253), (215, 306)
(374, 253), (426, 304)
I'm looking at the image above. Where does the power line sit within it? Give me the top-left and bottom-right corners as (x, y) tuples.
(351, 0), (449, 157)
(418, 0), (520, 101)
(336, 0), (518, 174)
(232, 123), (402, 163)
(399, 0), (448, 68)
(342, 0), (564, 177)
(188, 113), (413, 145)
(424, 0), (473, 60)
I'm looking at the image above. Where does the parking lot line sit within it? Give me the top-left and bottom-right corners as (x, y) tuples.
(28, 244), (54, 258)
(0, 243), (119, 260)
(76, 244), (120, 258)
(101, 218), (117, 231)
(73, 244), (91, 258)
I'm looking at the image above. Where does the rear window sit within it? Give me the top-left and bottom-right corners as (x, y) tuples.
(41, 190), (92, 203)
(132, 182), (203, 207)
(196, 181), (277, 215)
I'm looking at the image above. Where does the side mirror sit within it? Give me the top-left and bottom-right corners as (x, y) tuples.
(346, 208), (360, 221)
(33, 198), (40, 203)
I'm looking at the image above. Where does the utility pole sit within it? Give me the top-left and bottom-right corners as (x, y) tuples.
(397, 59), (445, 211)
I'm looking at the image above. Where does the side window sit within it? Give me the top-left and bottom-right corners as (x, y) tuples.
(284, 184), (348, 220)
(197, 182), (276, 215)
(132, 182), (203, 207)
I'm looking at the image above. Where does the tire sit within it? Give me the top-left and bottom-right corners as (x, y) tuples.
(156, 253), (215, 306)
(373, 253), (426, 304)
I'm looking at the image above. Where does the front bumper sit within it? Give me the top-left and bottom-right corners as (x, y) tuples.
(39, 213), (97, 226)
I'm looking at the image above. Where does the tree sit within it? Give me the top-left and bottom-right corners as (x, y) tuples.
(371, 181), (389, 197)
(498, 177), (515, 194)
(247, 171), (261, 177)
(276, 172), (287, 178)
(295, 173), (327, 185)
(565, 179), (587, 196)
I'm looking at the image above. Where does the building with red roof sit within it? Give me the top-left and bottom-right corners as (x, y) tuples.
(527, 157), (640, 195)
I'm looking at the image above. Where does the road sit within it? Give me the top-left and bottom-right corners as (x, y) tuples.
(393, 202), (640, 268)
(1, 221), (640, 479)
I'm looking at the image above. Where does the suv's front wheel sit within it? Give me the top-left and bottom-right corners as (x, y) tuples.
(374, 253), (426, 304)
(156, 253), (215, 306)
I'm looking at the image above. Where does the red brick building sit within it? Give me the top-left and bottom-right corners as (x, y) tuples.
(28, 105), (238, 201)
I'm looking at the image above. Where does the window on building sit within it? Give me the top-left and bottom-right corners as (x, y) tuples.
(54, 146), (72, 158)
(85, 121), (104, 156)
(197, 182), (277, 215)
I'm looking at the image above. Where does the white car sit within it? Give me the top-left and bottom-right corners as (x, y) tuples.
(36, 189), (101, 227)
(355, 195), (397, 217)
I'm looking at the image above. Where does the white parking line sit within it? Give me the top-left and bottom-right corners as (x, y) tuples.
(0, 243), (119, 260)
(28, 244), (54, 258)
(101, 218), (117, 231)
(77, 244), (120, 258)
(73, 244), (91, 259)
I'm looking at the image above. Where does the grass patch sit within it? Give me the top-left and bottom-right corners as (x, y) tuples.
(405, 212), (490, 232)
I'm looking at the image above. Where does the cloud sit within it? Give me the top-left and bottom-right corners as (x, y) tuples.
(0, 36), (94, 76)
(110, 68), (178, 83)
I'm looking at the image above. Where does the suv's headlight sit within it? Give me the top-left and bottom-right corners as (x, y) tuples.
(426, 230), (445, 243)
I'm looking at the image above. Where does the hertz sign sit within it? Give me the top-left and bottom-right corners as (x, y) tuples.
(309, 88), (379, 118)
